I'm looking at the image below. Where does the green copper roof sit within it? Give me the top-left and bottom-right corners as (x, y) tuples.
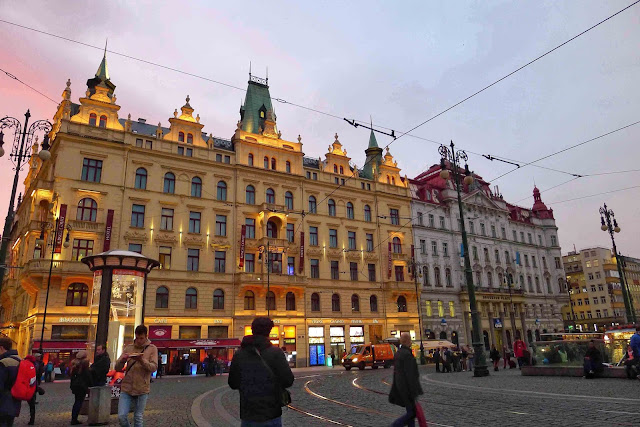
(240, 77), (276, 134)
(361, 130), (383, 180)
(96, 51), (109, 81)
(368, 129), (379, 148)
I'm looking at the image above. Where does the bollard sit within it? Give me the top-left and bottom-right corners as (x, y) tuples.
(87, 385), (111, 425)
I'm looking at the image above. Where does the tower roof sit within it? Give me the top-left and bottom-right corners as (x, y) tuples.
(240, 74), (277, 135)
(95, 45), (109, 81)
(368, 129), (379, 149)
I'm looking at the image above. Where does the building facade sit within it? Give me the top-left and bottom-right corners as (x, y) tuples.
(561, 247), (640, 331)
(410, 165), (568, 349)
(0, 54), (419, 367)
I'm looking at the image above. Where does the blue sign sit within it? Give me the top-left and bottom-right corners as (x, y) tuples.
(441, 318), (447, 326)
(460, 243), (464, 257)
(515, 252), (521, 266)
(493, 318), (503, 329)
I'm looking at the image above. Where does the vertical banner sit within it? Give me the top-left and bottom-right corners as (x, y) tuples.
(103, 209), (114, 251)
(54, 204), (67, 253)
(388, 242), (392, 279)
(299, 232), (305, 273)
(239, 225), (246, 268)
(410, 244), (415, 279)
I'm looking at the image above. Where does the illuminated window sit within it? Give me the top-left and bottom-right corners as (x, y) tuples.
(89, 113), (97, 126)
(425, 301), (432, 317)
(99, 115), (107, 128)
(438, 300), (444, 317)
(397, 296), (407, 312)
(66, 283), (88, 306)
(449, 301), (455, 317)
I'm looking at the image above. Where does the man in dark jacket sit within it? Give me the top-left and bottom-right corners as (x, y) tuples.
(433, 348), (440, 372)
(90, 343), (111, 386)
(0, 338), (21, 427)
(584, 340), (604, 379)
(229, 317), (294, 426)
(389, 333), (423, 427)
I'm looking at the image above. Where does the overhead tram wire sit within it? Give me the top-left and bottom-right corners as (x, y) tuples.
(0, 67), (58, 104)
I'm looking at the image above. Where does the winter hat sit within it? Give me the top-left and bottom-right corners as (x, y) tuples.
(75, 350), (88, 360)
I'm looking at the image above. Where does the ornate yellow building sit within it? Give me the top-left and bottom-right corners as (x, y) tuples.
(0, 53), (417, 368)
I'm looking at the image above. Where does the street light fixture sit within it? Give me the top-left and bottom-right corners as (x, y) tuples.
(439, 140), (489, 377)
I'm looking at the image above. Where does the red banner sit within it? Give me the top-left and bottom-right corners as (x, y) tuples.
(239, 225), (246, 268)
(54, 204), (67, 253)
(103, 209), (114, 251)
(299, 232), (305, 273)
(388, 242), (392, 279)
(149, 325), (172, 339)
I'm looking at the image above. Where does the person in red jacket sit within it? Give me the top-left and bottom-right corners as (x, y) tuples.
(513, 337), (526, 369)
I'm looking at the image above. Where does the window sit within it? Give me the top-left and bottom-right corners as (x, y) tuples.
(491, 225), (496, 238)
(501, 227), (506, 239)
(265, 188), (275, 204)
(286, 161), (291, 173)
(89, 113), (97, 126)
(332, 294), (340, 312)
(216, 180), (226, 200)
(366, 234), (374, 252)
(76, 198), (97, 222)
(370, 295), (378, 312)
(431, 241), (438, 256)
(128, 243), (142, 254)
(351, 294), (360, 312)
(216, 215), (227, 236)
(286, 224), (294, 243)
(329, 229), (338, 248)
(505, 251), (511, 264)
(527, 233), (532, 244)
(551, 235), (557, 246)
(66, 283), (88, 306)
(244, 291), (255, 310)
(286, 292), (296, 311)
(440, 216), (446, 229)
(212, 289), (224, 309)
(242, 219), (255, 239)
(245, 253), (255, 272)
(554, 257), (562, 269)
(287, 256), (295, 275)
(271, 158), (276, 170)
(601, 296), (607, 304)
(364, 205), (372, 222)
(264, 156), (269, 169)
(216, 154), (222, 163)
(268, 252), (281, 274)
(368, 264), (376, 282)
(422, 266), (429, 286)
(266, 291), (276, 311)
(186, 148), (193, 157)
(472, 246), (478, 260)
(334, 165), (338, 173)
(331, 261), (340, 280)
(246, 185), (255, 204)
(527, 276), (533, 292)
(392, 237), (402, 254)
(306, 171), (310, 179)
(390, 209), (399, 225)
(187, 249), (199, 271)
(469, 221), (475, 234)
(524, 255), (529, 267)
(495, 250), (500, 263)
(395, 265), (404, 281)
(486, 271), (493, 287)
(419, 240), (426, 254)
(214, 251), (226, 273)
(224, 155), (231, 163)
(480, 223), (486, 236)
(131, 204), (145, 228)
(328, 199), (336, 216)
(159, 246), (171, 269)
(134, 168), (147, 189)
(313, 172), (317, 180)
(311, 293), (320, 311)
(350, 262), (358, 281)
(309, 227), (318, 246)
(155, 286), (169, 308)
(520, 232), (525, 242)
(397, 296), (407, 312)
(346, 202), (354, 219)
(348, 231), (356, 250)
(445, 268), (452, 287)
(285, 192), (293, 210)
(311, 259), (320, 278)
(160, 208), (174, 231)
(266, 220), (277, 238)
(163, 172), (175, 194)
(434, 267), (441, 287)
(532, 256), (537, 268)
(81, 158), (102, 182)
(189, 211), (201, 234)
(97, 115), (107, 128)
(442, 242), (449, 257)
(308, 196), (317, 213)
(340, 166), (344, 174)
(449, 301), (455, 317)
(542, 257), (547, 268)
(185, 288), (198, 309)
(178, 132), (185, 142)
(248, 153), (254, 166)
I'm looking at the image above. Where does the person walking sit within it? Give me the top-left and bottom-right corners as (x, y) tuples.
(389, 333), (423, 427)
(502, 346), (509, 369)
(442, 348), (452, 373)
(433, 348), (441, 373)
(90, 343), (111, 387)
(205, 353), (216, 377)
(490, 346), (501, 372)
(467, 347), (474, 372)
(25, 354), (45, 425)
(513, 336), (526, 369)
(0, 338), (21, 427)
(115, 325), (158, 427)
(69, 351), (92, 425)
(460, 346), (468, 372)
(44, 361), (53, 383)
(229, 317), (294, 427)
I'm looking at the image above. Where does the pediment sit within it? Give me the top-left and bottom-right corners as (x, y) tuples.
(462, 190), (504, 212)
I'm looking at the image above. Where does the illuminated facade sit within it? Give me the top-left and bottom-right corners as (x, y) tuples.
(0, 53), (418, 367)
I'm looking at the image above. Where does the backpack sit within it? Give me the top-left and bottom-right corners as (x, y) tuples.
(0, 357), (36, 401)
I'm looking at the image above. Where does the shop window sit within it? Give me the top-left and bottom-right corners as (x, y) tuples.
(156, 286), (169, 308)
(208, 326), (228, 339)
(179, 326), (200, 339)
(51, 325), (88, 340)
(66, 283), (88, 306)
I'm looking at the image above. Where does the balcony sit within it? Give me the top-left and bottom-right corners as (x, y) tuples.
(391, 253), (408, 261)
(236, 272), (307, 285)
(68, 220), (105, 232)
(22, 259), (89, 277)
(260, 203), (288, 214)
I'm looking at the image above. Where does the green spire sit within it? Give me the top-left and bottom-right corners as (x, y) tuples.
(368, 128), (379, 149)
(95, 40), (109, 81)
(240, 75), (276, 135)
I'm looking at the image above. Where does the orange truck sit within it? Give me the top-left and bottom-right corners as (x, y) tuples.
(341, 343), (396, 370)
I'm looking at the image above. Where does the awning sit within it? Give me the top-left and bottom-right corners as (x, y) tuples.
(31, 341), (87, 353)
(421, 340), (456, 350)
(151, 338), (241, 349)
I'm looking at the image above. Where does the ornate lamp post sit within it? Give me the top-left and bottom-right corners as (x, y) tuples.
(439, 141), (489, 377)
(565, 279), (577, 331)
(411, 254), (426, 364)
(599, 204), (635, 324)
(0, 111), (52, 291)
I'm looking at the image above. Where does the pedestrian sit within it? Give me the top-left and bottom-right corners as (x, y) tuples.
(451, 348), (460, 372)
(90, 343), (111, 387)
(156, 358), (163, 379)
(44, 361), (53, 383)
(460, 346), (468, 372)
(442, 348), (452, 373)
(25, 354), (45, 426)
(0, 338), (22, 427)
(433, 348), (441, 373)
(502, 346), (509, 369)
(69, 351), (92, 425)
(115, 324), (158, 427)
(467, 347), (474, 372)
(389, 333), (423, 427)
(583, 340), (603, 379)
(229, 317), (294, 427)
(205, 353), (216, 377)
(490, 346), (501, 371)
(513, 336), (526, 369)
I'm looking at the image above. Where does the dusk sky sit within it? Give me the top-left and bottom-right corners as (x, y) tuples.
(1, 1), (639, 256)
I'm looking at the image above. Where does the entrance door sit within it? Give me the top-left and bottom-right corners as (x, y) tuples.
(331, 343), (346, 360)
(309, 344), (326, 366)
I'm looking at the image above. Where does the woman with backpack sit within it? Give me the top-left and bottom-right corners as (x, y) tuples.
(69, 351), (92, 425)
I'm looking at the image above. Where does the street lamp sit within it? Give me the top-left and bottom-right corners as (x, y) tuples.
(565, 279), (577, 331)
(411, 253), (426, 364)
(0, 111), (52, 293)
(439, 141), (489, 377)
(599, 204), (635, 323)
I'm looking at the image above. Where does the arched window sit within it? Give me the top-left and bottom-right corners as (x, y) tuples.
(66, 283), (88, 306)
(387, 176), (390, 184)
(244, 291), (255, 310)
(135, 167), (147, 189)
(535, 277), (541, 293)
(155, 286), (169, 308)
(266, 291), (276, 311)
(99, 115), (107, 128)
(351, 294), (360, 312)
(265, 188), (275, 204)
(422, 266), (429, 286)
(267, 220), (278, 238)
(187, 133), (193, 144)
(213, 289), (224, 309)
(185, 287), (198, 309)
(286, 292), (296, 311)
(271, 158), (276, 170)
(308, 196), (317, 213)
(332, 294), (341, 312)
(284, 191), (293, 210)
(311, 293), (320, 311)
(191, 176), (202, 198)
(487, 271), (493, 288)
(445, 268), (452, 287)
(264, 156), (269, 169)
(328, 199), (336, 216)
(340, 166), (344, 174)
(178, 132), (185, 142)
(397, 296), (407, 312)
(248, 153), (254, 166)
(216, 180), (227, 201)
(364, 205), (372, 222)
(333, 165), (338, 173)
(346, 202), (354, 219)
(527, 276), (533, 293)
(246, 185), (255, 204)
(546, 277), (552, 294)
(392, 177), (396, 185)
(392, 237), (402, 254)
(434, 267), (442, 287)
(370, 295), (378, 312)
(76, 198), (97, 222)
(163, 172), (175, 194)
(89, 113), (97, 126)
(286, 161), (291, 173)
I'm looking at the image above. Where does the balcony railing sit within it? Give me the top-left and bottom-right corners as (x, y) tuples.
(22, 259), (88, 276)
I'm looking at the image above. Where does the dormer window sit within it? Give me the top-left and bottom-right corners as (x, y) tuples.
(89, 113), (97, 126)
(271, 158), (276, 170)
(178, 132), (185, 142)
(187, 133), (193, 144)
(260, 111), (265, 119)
(99, 115), (107, 128)
(334, 165), (338, 173)
(340, 166), (344, 174)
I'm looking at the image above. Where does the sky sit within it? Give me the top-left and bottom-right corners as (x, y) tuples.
(1, 0), (639, 256)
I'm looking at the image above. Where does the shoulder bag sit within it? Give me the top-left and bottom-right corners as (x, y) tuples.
(253, 348), (292, 407)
